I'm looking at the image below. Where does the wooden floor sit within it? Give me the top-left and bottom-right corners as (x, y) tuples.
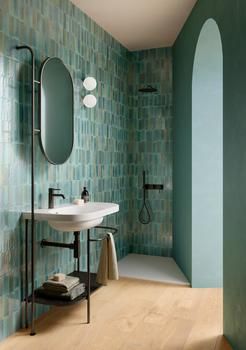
(0, 278), (232, 350)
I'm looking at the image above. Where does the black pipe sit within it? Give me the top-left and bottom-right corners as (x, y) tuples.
(41, 239), (74, 249)
(16, 45), (36, 336)
(25, 219), (29, 329)
(87, 229), (91, 323)
(74, 232), (80, 271)
(41, 232), (80, 270)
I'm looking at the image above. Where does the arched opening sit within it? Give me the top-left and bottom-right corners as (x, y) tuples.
(192, 18), (223, 287)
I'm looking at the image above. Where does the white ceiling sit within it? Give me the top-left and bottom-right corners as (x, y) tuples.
(70, 0), (197, 51)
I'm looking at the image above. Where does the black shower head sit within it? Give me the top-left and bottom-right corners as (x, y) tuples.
(138, 85), (157, 93)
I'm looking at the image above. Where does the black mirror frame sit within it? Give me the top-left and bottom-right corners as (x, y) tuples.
(39, 57), (74, 165)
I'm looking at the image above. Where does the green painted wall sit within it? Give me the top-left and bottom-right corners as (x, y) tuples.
(192, 19), (223, 288)
(173, 0), (246, 348)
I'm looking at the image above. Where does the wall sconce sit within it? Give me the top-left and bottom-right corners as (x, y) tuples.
(83, 77), (97, 91)
(82, 76), (97, 108)
(83, 94), (97, 108)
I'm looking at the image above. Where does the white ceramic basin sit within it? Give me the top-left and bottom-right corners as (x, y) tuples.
(22, 202), (119, 232)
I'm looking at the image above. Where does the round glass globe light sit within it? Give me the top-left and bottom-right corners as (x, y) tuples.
(83, 77), (97, 91)
(83, 94), (97, 108)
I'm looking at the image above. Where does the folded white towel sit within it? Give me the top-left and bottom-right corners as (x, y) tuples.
(43, 275), (80, 292)
(96, 232), (119, 286)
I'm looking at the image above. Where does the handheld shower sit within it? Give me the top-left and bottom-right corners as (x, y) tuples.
(138, 171), (151, 225)
(138, 171), (164, 225)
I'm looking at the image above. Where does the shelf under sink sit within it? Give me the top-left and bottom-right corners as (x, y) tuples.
(27, 272), (102, 306)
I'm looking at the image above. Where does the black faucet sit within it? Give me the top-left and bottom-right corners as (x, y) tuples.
(142, 171), (164, 191)
(48, 188), (65, 209)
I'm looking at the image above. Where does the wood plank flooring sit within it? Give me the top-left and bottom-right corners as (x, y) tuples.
(0, 278), (232, 350)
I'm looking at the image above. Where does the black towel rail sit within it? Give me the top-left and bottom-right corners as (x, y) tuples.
(89, 226), (118, 242)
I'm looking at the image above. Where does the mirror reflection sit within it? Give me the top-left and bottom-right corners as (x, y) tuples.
(40, 57), (74, 164)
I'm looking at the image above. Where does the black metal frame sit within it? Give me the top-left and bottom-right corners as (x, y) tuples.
(24, 223), (117, 335)
(16, 45), (38, 336)
(39, 57), (74, 165)
(41, 231), (80, 267)
(16, 43), (118, 336)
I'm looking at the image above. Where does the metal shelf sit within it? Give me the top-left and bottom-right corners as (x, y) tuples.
(24, 223), (117, 334)
(31, 291), (87, 306)
(27, 272), (101, 307)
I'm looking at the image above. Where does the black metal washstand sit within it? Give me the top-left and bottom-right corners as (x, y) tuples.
(24, 221), (117, 335)
(16, 45), (38, 335)
(17, 45), (118, 335)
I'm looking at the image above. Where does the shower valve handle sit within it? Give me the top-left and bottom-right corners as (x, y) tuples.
(144, 184), (164, 190)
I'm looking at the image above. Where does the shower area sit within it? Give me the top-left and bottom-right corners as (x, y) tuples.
(118, 48), (189, 285)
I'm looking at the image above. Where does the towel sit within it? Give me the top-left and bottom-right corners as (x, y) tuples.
(43, 275), (80, 293)
(96, 232), (119, 286)
(36, 283), (85, 301)
(50, 273), (66, 282)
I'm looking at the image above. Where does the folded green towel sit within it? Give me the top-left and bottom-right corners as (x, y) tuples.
(36, 283), (85, 301)
(43, 275), (80, 293)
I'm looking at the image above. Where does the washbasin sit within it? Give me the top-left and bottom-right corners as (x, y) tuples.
(22, 202), (119, 232)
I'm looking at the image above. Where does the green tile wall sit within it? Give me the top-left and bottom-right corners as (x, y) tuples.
(0, 0), (173, 341)
(128, 48), (173, 257)
(0, 0), (131, 340)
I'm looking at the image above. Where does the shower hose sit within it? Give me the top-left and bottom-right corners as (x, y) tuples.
(139, 186), (151, 225)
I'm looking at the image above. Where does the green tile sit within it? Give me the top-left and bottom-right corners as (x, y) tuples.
(0, 0), (173, 341)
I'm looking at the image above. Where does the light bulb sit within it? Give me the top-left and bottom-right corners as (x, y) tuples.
(83, 94), (97, 108)
(83, 77), (97, 91)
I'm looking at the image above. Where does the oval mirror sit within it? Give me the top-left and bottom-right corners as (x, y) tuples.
(40, 57), (74, 164)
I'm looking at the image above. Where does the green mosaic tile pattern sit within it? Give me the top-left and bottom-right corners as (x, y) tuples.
(0, 0), (173, 341)
(0, 0), (130, 340)
(128, 48), (173, 257)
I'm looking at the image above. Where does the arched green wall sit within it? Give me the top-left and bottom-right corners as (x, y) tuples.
(173, 1), (246, 348)
(192, 18), (223, 287)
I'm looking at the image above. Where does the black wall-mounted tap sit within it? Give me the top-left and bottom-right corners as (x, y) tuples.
(142, 171), (164, 191)
(144, 184), (164, 190)
(48, 188), (65, 209)
(139, 171), (164, 225)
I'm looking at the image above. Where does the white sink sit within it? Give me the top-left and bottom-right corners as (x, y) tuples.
(22, 202), (119, 232)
